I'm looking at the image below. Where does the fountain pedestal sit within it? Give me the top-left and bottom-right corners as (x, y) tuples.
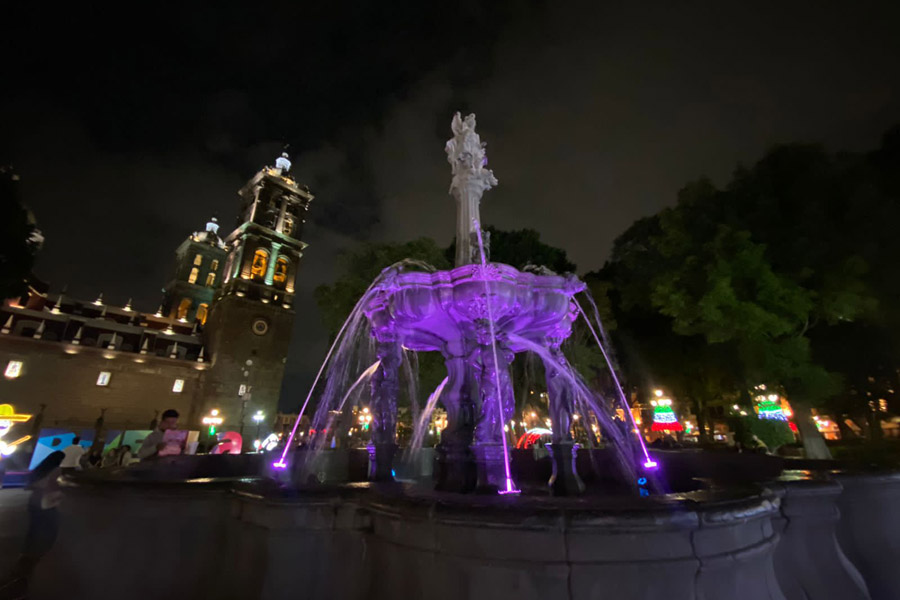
(369, 340), (400, 482)
(433, 352), (478, 492)
(367, 443), (397, 481)
(547, 442), (585, 496)
(434, 440), (476, 492)
(472, 443), (511, 492)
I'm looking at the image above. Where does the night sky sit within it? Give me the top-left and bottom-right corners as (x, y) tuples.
(3, 2), (900, 409)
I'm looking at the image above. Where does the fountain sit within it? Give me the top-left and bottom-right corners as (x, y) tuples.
(274, 113), (654, 495)
(41, 113), (900, 600)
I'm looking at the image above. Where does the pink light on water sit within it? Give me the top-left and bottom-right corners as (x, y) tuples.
(498, 479), (521, 495)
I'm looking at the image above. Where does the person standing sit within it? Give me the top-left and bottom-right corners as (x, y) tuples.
(59, 436), (86, 474)
(137, 409), (179, 460)
(0, 451), (65, 598)
(117, 445), (134, 466)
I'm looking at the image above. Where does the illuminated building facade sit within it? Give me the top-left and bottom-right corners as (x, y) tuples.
(0, 153), (312, 434)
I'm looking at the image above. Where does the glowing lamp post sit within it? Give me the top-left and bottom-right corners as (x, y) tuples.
(202, 409), (223, 436)
(252, 410), (265, 447)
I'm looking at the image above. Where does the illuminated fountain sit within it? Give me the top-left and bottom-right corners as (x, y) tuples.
(44, 115), (885, 600)
(275, 113), (654, 495)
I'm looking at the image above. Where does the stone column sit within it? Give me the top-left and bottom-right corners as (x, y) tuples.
(368, 340), (401, 481)
(264, 242), (283, 286)
(434, 343), (478, 492)
(472, 342), (515, 491)
(543, 343), (585, 495)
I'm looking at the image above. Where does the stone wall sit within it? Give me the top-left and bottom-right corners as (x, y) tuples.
(0, 335), (206, 429)
(32, 474), (788, 600)
(202, 294), (294, 429)
(28, 460), (900, 600)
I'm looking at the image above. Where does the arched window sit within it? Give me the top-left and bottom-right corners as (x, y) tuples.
(196, 303), (209, 325)
(188, 267), (199, 284)
(193, 254), (203, 266)
(273, 256), (289, 288)
(250, 249), (269, 279)
(210, 259), (219, 271)
(205, 272), (216, 287)
(176, 298), (192, 320)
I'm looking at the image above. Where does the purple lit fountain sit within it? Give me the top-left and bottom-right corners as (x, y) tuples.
(275, 113), (655, 495)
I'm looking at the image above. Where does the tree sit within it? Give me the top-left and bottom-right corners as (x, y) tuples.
(314, 237), (450, 335)
(445, 226), (577, 274)
(0, 166), (38, 301)
(601, 131), (900, 458)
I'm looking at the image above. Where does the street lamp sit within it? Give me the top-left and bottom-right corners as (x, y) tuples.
(202, 409), (223, 436)
(253, 410), (265, 447)
(239, 359), (253, 445)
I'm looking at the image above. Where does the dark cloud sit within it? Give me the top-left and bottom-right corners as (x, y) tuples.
(2, 1), (900, 409)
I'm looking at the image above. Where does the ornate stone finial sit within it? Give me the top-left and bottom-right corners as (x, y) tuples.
(445, 112), (499, 266)
(275, 150), (292, 174)
(446, 112), (498, 195)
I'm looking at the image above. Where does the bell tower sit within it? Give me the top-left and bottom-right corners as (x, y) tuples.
(161, 216), (227, 324)
(201, 152), (313, 432)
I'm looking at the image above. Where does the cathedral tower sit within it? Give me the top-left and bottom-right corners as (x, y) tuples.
(201, 152), (313, 432)
(161, 217), (227, 324)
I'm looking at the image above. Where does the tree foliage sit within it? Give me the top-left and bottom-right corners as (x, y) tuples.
(314, 237), (450, 335)
(445, 226), (576, 274)
(600, 129), (900, 455)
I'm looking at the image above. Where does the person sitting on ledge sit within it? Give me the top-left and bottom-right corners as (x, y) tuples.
(138, 409), (179, 460)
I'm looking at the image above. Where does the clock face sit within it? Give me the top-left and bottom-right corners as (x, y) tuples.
(251, 318), (269, 336)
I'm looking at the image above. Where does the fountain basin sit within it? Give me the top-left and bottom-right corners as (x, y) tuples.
(34, 474), (787, 600)
(364, 263), (585, 349)
(834, 471), (900, 600)
(770, 473), (869, 600)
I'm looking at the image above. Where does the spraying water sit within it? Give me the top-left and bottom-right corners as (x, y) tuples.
(474, 220), (518, 494)
(406, 376), (449, 459)
(309, 360), (382, 453)
(275, 265), (413, 469)
(571, 297), (657, 470)
(508, 334), (640, 485)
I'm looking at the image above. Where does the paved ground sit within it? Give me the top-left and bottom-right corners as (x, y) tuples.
(0, 489), (28, 574)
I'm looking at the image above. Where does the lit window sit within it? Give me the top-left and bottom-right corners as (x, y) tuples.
(205, 272), (216, 287)
(177, 298), (192, 320)
(173, 379), (185, 393)
(211, 259), (219, 271)
(250, 249), (268, 279)
(273, 256), (289, 287)
(282, 214), (294, 236)
(193, 254), (202, 266)
(5, 360), (23, 379)
(188, 267), (199, 284)
(196, 303), (209, 325)
(97, 371), (111, 386)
